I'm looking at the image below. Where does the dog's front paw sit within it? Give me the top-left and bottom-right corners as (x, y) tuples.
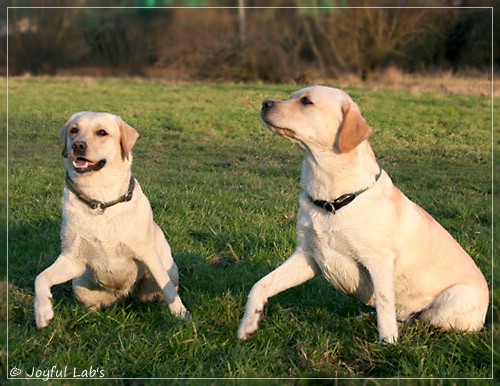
(168, 300), (191, 322)
(35, 298), (54, 329)
(237, 308), (263, 342)
(176, 307), (191, 322)
(379, 334), (398, 344)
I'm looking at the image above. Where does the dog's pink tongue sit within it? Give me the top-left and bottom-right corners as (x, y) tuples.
(74, 159), (95, 168)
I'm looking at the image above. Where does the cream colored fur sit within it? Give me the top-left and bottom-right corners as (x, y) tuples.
(238, 86), (489, 343)
(34, 112), (189, 328)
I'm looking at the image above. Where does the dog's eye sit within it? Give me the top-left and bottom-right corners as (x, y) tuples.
(300, 96), (313, 105)
(70, 126), (78, 134)
(96, 129), (108, 137)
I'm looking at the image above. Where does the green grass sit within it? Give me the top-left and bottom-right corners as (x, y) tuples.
(6, 77), (494, 380)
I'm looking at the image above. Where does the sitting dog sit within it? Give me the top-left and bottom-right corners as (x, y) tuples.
(238, 86), (489, 343)
(35, 112), (189, 328)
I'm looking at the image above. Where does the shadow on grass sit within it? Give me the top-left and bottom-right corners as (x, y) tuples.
(7, 212), (493, 378)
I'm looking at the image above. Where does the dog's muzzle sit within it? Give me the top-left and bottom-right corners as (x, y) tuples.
(262, 100), (275, 112)
(72, 140), (87, 156)
(261, 100), (276, 119)
(260, 100), (276, 126)
(70, 140), (106, 173)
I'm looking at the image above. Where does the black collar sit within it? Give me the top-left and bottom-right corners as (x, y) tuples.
(308, 169), (382, 214)
(65, 173), (135, 215)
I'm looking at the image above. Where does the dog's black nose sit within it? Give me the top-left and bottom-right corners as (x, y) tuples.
(262, 100), (274, 111)
(72, 141), (87, 154)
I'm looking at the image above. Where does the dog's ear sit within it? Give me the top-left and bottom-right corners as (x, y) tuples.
(116, 116), (139, 161)
(60, 124), (69, 158)
(60, 112), (83, 158)
(336, 103), (372, 153)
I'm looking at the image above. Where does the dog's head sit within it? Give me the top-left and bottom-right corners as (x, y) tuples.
(260, 86), (372, 153)
(60, 112), (139, 175)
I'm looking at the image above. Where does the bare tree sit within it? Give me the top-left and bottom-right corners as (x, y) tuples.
(8, 2), (89, 75)
(309, 7), (443, 80)
(5, 2), (493, 79)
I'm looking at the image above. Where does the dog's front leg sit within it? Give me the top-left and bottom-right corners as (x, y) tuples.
(368, 262), (398, 343)
(35, 254), (86, 328)
(139, 251), (190, 321)
(237, 250), (320, 341)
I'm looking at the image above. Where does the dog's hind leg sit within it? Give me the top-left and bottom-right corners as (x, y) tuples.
(417, 283), (488, 332)
(133, 270), (162, 302)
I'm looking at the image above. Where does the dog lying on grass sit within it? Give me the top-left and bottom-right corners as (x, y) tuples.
(238, 86), (489, 343)
(35, 112), (190, 328)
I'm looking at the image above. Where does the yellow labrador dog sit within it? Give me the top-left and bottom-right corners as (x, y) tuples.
(35, 112), (189, 328)
(238, 86), (489, 343)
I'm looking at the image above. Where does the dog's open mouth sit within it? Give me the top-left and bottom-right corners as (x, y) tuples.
(73, 157), (106, 173)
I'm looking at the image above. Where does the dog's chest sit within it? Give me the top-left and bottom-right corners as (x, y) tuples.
(298, 198), (375, 305)
(65, 208), (141, 288)
(299, 200), (356, 257)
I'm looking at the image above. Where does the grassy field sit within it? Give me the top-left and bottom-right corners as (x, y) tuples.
(5, 77), (494, 381)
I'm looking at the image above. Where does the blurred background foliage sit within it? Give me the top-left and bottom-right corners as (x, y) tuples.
(2, 0), (496, 82)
